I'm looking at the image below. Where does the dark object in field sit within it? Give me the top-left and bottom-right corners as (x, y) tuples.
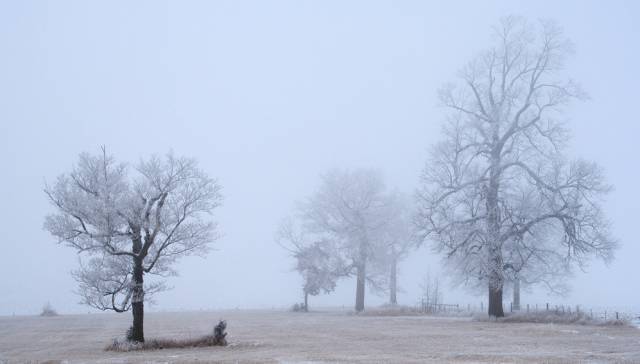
(40, 302), (58, 317)
(213, 320), (228, 345)
(291, 303), (307, 312)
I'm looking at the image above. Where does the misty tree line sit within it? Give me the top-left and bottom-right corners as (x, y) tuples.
(277, 16), (615, 316)
(276, 169), (415, 312)
(44, 16), (616, 343)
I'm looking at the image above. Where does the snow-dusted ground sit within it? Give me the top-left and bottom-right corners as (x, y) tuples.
(1, 309), (639, 363)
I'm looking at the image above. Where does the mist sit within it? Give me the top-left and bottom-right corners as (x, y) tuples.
(1, 0), (638, 317)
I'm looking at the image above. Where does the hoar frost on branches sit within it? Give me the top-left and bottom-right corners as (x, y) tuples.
(44, 148), (222, 342)
(416, 17), (616, 317)
(283, 168), (410, 312)
(368, 193), (416, 305)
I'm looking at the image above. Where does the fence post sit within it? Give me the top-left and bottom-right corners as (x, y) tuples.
(510, 302), (513, 313)
(546, 303), (549, 311)
(616, 312), (619, 320)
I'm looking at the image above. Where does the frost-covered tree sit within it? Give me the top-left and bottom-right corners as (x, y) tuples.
(502, 188), (574, 309)
(44, 148), (222, 342)
(373, 194), (416, 305)
(416, 17), (616, 317)
(277, 218), (347, 311)
(298, 168), (394, 312)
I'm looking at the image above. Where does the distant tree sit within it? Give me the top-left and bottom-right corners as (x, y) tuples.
(44, 148), (222, 342)
(372, 194), (416, 305)
(297, 168), (394, 312)
(277, 218), (347, 311)
(416, 17), (616, 317)
(501, 192), (573, 310)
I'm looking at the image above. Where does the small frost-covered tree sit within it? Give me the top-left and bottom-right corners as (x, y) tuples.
(277, 218), (346, 311)
(298, 168), (394, 312)
(416, 17), (616, 317)
(44, 148), (222, 342)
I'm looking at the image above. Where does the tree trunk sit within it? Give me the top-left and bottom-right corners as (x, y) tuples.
(486, 148), (505, 317)
(304, 291), (309, 312)
(389, 256), (397, 305)
(488, 284), (504, 317)
(513, 277), (520, 311)
(355, 262), (366, 312)
(487, 245), (504, 317)
(130, 257), (145, 342)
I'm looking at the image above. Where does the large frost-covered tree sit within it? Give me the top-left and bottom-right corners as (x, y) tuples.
(44, 148), (222, 342)
(298, 168), (394, 312)
(416, 17), (616, 317)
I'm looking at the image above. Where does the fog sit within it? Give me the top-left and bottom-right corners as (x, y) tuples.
(0, 0), (638, 316)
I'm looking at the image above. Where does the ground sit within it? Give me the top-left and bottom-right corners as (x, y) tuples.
(1, 309), (639, 363)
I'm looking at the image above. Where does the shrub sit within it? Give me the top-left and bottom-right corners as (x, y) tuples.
(290, 303), (307, 312)
(40, 302), (58, 317)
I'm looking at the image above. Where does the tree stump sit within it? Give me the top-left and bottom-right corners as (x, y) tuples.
(213, 320), (227, 346)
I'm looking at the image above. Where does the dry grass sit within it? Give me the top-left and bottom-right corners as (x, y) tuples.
(474, 310), (631, 326)
(105, 334), (226, 352)
(2, 309), (640, 363)
(354, 304), (472, 317)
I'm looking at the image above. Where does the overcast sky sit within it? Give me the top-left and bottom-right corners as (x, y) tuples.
(0, 0), (638, 315)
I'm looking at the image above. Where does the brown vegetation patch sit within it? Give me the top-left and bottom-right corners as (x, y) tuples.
(105, 334), (227, 352)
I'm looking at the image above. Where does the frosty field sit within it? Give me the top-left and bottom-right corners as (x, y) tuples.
(1, 309), (639, 363)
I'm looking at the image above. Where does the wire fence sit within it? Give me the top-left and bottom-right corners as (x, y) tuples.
(414, 299), (640, 323)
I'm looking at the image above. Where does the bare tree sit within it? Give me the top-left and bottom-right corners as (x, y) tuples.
(416, 17), (616, 317)
(277, 218), (347, 311)
(299, 168), (394, 312)
(44, 148), (222, 342)
(374, 193), (416, 305)
(502, 195), (574, 310)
